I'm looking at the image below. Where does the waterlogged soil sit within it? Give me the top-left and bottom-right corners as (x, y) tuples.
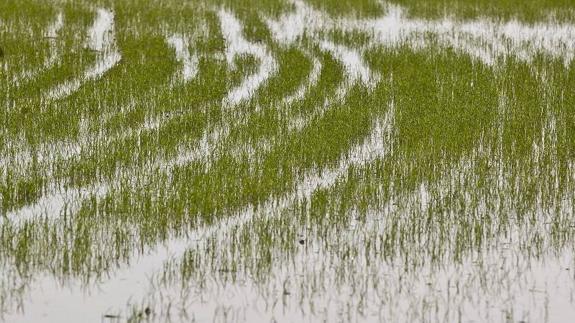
(1, 0), (575, 322)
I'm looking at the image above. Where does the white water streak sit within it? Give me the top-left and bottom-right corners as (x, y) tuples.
(3, 184), (108, 226)
(160, 10), (279, 168)
(0, 110), (178, 228)
(289, 41), (379, 132)
(46, 13), (64, 39)
(268, 0), (575, 66)
(12, 13), (64, 85)
(283, 51), (322, 105)
(166, 34), (199, 83)
(1, 101), (141, 173)
(320, 40), (375, 87)
(231, 41), (378, 160)
(174, 50), (323, 169)
(47, 8), (121, 100)
(219, 9), (277, 106)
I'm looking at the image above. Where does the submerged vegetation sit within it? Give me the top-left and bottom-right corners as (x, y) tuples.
(1, 0), (575, 322)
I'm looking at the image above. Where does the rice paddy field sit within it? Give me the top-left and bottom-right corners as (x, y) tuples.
(2, 0), (575, 322)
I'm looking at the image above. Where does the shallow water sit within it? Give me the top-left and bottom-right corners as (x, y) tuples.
(2, 1), (575, 322)
(47, 8), (121, 100)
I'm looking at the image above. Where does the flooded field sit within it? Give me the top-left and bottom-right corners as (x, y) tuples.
(2, 0), (575, 322)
